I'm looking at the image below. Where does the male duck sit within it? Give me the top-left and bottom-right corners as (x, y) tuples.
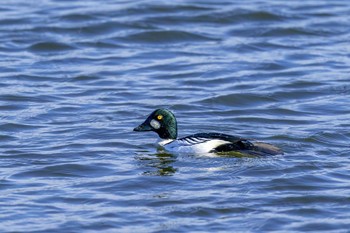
(134, 109), (283, 156)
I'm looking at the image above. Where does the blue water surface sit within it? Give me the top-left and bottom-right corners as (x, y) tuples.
(1, 0), (350, 232)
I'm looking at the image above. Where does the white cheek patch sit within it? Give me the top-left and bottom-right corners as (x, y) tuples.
(150, 119), (161, 129)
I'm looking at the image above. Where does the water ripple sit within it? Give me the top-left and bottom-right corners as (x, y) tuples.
(28, 42), (75, 52)
(120, 30), (220, 44)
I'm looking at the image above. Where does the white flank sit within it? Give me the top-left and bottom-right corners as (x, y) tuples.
(161, 139), (230, 155)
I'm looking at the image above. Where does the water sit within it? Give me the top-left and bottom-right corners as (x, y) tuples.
(1, 0), (350, 232)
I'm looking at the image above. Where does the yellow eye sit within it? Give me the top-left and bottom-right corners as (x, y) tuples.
(157, 115), (163, 120)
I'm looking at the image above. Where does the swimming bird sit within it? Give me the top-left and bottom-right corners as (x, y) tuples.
(134, 109), (283, 156)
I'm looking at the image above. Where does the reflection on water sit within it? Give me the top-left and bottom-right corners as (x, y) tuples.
(136, 152), (178, 176)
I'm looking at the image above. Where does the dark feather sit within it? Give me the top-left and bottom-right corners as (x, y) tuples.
(213, 140), (254, 152)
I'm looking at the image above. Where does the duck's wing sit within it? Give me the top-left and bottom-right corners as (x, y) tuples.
(176, 133), (213, 146)
(178, 132), (250, 149)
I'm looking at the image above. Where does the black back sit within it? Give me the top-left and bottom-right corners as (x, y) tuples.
(181, 132), (243, 143)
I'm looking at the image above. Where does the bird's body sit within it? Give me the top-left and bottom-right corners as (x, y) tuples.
(134, 109), (282, 156)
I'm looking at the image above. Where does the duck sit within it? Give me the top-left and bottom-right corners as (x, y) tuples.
(133, 108), (283, 156)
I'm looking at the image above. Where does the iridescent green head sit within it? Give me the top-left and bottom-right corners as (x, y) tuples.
(133, 109), (178, 139)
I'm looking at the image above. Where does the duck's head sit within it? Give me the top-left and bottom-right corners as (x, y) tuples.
(133, 109), (178, 140)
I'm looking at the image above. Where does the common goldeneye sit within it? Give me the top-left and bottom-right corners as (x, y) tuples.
(134, 109), (283, 156)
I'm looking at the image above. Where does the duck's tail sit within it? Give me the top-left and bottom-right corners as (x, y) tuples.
(250, 142), (283, 156)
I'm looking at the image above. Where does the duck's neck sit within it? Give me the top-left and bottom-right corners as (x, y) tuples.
(157, 111), (177, 139)
(158, 138), (175, 146)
